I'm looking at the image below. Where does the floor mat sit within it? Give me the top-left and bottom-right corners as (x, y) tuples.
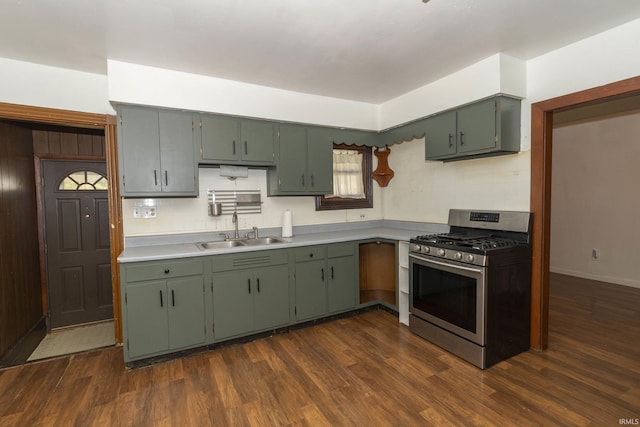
(27, 321), (115, 361)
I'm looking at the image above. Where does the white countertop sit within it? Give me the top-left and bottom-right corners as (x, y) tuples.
(118, 225), (437, 263)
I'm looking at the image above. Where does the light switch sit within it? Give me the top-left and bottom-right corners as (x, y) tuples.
(133, 206), (141, 219)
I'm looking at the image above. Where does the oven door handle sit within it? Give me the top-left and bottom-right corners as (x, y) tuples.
(409, 254), (484, 274)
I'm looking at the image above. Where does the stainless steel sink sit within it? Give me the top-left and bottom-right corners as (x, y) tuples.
(196, 240), (247, 250)
(241, 237), (286, 246)
(196, 236), (287, 250)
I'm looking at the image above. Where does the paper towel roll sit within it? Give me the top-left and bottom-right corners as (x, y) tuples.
(282, 209), (293, 238)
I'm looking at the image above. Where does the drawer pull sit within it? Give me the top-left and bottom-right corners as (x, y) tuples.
(164, 269), (170, 274)
(309, 253), (314, 258)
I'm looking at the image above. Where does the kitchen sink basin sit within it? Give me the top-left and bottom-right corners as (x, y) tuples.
(196, 236), (287, 250)
(196, 240), (246, 250)
(241, 237), (286, 246)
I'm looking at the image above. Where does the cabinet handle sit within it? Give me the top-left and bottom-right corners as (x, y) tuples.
(448, 133), (454, 148)
(244, 141), (248, 155)
(154, 169), (158, 186)
(172, 289), (175, 307)
(321, 268), (324, 281)
(331, 266), (334, 279)
(309, 253), (314, 258)
(164, 170), (168, 186)
(460, 131), (465, 145)
(257, 277), (260, 293)
(159, 290), (163, 307)
(232, 140), (236, 155)
(310, 174), (315, 187)
(248, 278), (251, 294)
(301, 174), (305, 187)
(164, 268), (170, 274)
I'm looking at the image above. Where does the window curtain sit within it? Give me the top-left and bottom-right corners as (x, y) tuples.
(327, 149), (365, 199)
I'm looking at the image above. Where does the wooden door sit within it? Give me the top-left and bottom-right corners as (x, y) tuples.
(43, 160), (113, 328)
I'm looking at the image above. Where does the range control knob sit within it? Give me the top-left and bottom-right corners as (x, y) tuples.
(437, 248), (446, 256)
(410, 244), (421, 252)
(465, 254), (475, 263)
(453, 252), (462, 260)
(423, 246), (431, 254)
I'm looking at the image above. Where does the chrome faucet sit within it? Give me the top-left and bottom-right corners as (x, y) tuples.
(232, 211), (240, 239)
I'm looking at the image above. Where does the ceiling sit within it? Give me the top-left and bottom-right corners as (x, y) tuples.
(2, 0), (640, 104)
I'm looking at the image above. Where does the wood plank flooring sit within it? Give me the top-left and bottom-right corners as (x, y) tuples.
(1, 273), (639, 426)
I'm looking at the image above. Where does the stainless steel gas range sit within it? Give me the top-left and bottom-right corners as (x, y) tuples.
(409, 209), (532, 369)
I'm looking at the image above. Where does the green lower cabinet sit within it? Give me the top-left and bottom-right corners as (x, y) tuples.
(124, 275), (206, 361)
(295, 258), (328, 321)
(327, 255), (356, 313)
(294, 243), (357, 321)
(212, 264), (289, 341)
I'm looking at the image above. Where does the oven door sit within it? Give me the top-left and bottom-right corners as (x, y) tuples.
(409, 253), (487, 345)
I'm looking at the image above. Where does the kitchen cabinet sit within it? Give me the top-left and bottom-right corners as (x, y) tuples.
(327, 243), (356, 314)
(211, 250), (290, 340)
(198, 115), (275, 165)
(121, 258), (206, 362)
(117, 105), (198, 197)
(267, 124), (333, 195)
(294, 243), (356, 321)
(424, 96), (521, 161)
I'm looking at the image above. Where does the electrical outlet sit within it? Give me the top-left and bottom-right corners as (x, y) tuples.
(142, 206), (157, 219)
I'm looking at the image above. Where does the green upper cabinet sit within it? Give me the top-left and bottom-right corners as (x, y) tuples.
(198, 115), (275, 166)
(267, 124), (333, 196)
(118, 105), (197, 197)
(425, 96), (521, 161)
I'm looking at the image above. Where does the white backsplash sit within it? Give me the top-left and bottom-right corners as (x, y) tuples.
(122, 166), (383, 237)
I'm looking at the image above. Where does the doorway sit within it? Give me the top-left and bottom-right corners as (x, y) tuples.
(42, 160), (113, 329)
(529, 76), (640, 350)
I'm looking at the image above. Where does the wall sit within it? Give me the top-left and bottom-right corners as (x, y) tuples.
(550, 110), (640, 288)
(0, 121), (43, 357)
(0, 58), (112, 115)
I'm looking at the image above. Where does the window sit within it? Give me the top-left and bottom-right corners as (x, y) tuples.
(315, 144), (373, 210)
(58, 170), (108, 191)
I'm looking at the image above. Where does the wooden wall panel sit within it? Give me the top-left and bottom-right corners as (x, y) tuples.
(0, 121), (43, 358)
(32, 125), (105, 159)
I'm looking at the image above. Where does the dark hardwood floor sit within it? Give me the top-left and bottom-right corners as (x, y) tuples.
(1, 273), (638, 426)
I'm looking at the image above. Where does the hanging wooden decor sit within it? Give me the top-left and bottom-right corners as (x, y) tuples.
(372, 146), (394, 187)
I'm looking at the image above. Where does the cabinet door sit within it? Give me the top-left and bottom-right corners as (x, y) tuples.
(277, 124), (308, 192)
(328, 256), (356, 313)
(295, 259), (327, 321)
(253, 265), (290, 330)
(212, 271), (254, 340)
(425, 110), (457, 160)
(167, 276), (206, 350)
(159, 111), (197, 195)
(240, 120), (275, 164)
(307, 127), (333, 193)
(200, 115), (240, 162)
(457, 99), (497, 154)
(125, 280), (169, 359)
(119, 106), (161, 195)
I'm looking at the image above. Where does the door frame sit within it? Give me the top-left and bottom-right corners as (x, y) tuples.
(0, 102), (124, 343)
(529, 76), (640, 350)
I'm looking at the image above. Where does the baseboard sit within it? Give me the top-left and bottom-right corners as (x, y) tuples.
(549, 267), (640, 289)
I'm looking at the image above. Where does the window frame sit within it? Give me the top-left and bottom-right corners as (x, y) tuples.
(315, 143), (373, 210)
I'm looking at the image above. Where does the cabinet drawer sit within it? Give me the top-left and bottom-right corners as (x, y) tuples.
(327, 242), (354, 258)
(294, 245), (326, 262)
(211, 249), (288, 272)
(125, 258), (204, 282)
